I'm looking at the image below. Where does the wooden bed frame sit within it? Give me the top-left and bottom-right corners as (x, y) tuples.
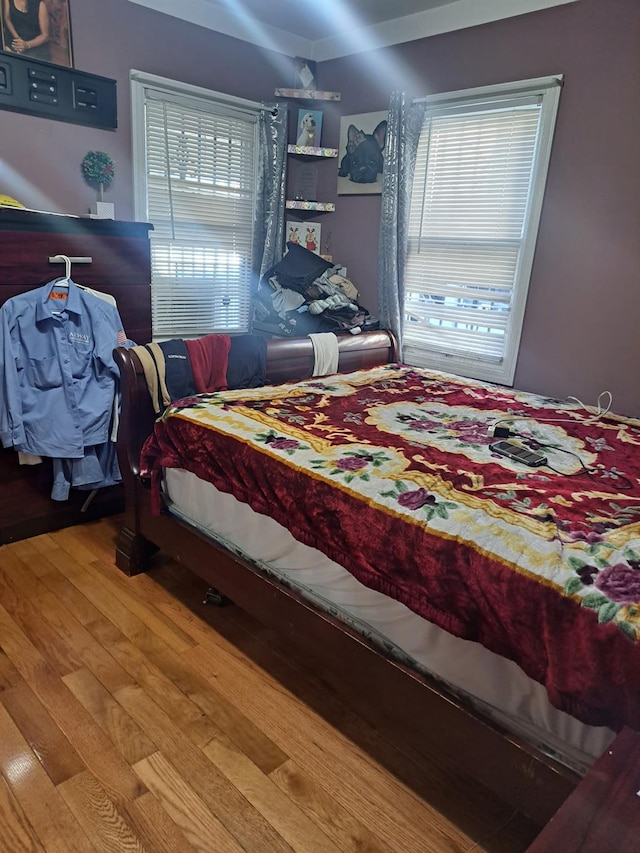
(113, 329), (580, 827)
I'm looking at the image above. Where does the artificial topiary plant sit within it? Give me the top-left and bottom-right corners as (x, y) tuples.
(81, 151), (115, 201)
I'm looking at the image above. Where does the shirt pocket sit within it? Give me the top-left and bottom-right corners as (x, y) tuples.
(26, 354), (62, 389)
(72, 346), (93, 379)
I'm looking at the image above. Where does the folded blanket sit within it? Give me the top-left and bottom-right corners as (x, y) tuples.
(310, 332), (339, 376)
(131, 343), (170, 414)
(185, 334), (231, 393)
(227, 334), (267, 389)
(133, 334), (265, 409)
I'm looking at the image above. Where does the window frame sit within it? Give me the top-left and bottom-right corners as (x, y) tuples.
(130, 70), (263, 339)
(403, 75), (563, 386)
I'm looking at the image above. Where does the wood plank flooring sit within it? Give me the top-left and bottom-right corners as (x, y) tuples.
(0, 517), (542, 852)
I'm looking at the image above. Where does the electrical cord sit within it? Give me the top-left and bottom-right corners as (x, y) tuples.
(566, 390), (613, 421)
(515, 436), (634, 489)
(489, 390), (633, 486)
(491, 390), (614, 435)
(528, 440), (592, 477)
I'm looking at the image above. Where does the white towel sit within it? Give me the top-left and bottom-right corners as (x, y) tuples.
(309, 332), (339, 377)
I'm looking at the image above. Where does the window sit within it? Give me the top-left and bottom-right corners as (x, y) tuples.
(131, 71), (260, 338)
(403, 76), (562, 384)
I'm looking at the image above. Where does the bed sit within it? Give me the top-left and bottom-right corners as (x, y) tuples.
(113, 329), (640, 825)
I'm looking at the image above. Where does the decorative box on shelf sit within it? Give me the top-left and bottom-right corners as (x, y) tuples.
(275, 88), (341, 101)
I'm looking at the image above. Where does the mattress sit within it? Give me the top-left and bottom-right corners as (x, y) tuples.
(164, 466), (615, 774)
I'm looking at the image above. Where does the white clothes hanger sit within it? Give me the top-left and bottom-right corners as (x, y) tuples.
(49, 254), (72, 287)
(48, 254), (92, 287)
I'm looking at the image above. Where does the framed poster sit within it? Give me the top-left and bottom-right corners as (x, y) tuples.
(337, 110), (388, 195)
(286, 220), (302, 247)
(287, 220), (321, 254)
(1, 0), (73, 68)
(295, 108), (323, 148)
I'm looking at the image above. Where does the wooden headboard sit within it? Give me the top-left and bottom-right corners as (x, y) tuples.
(113, 329), (399, 481)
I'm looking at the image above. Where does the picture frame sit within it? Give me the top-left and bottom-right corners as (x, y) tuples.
(289, 159), (318, 203)
(1, 0), (74, 68)
(295, 108), (323, 148)
(337, 110), (389, 196)
(287, 220), (321, 255)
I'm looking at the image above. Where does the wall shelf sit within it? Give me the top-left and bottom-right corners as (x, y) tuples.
(285, 200), (335, 218)
(287, 144), (338, 158)
(280, 86), (341, 234)
(275, 88), (340, 101)
(286, 200), (335, 212)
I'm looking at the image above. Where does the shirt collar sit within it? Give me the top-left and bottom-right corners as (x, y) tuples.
(35, 279), (84, 322)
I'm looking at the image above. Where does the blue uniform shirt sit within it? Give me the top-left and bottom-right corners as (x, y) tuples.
(0, 279), (126, 457)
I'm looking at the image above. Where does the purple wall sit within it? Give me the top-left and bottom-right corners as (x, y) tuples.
(0, 0), (288, 220)
(2, 0), (638, 414)
(318, 0), (640, 415)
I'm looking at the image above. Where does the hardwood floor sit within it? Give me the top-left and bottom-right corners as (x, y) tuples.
(0, 517), (542, 852)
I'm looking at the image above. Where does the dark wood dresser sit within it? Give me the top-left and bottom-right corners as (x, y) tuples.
(0, 208), (152, 544)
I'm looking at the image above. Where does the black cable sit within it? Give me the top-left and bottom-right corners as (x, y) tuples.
(520, 437), (634, 490)
(489, 410), (636, 489)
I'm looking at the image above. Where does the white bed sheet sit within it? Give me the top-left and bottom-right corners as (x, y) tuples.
(164, 467), (615, 773)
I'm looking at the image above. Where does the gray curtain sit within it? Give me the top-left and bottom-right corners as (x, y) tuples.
(253, 102), (288, 285)
(377, 92), (426, 357)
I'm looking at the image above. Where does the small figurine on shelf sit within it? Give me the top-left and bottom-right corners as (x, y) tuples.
(81, 150), (115, 219)
(294, 57), (317, 90)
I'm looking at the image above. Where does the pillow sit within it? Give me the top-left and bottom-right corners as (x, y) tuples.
(268, 241), (333, 293)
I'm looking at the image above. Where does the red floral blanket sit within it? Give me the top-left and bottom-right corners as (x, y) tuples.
(140, 365), (640, 731)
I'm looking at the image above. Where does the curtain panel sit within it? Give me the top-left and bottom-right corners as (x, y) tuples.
(377, 92), (426, 357)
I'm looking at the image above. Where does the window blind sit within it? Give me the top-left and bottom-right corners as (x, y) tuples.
(402, 85), (558, 383)
(143, 93), (258, 337)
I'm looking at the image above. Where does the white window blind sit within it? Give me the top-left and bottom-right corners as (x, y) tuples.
(403, 78), (561, 384)
(141, 89), (258, 338)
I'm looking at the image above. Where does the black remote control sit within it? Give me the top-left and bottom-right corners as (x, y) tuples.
(489, 440), (547, 467)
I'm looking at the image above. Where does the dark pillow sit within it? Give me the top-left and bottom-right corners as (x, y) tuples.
(268, 242), (333, 293)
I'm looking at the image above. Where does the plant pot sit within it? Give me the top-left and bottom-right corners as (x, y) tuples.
(89, 201), (115, 219)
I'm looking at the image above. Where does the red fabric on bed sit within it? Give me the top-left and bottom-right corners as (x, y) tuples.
(140, 365), (640, 731)
(185, 334), (231, 392)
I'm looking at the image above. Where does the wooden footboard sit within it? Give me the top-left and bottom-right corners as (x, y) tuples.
(112, 330), (579, 827)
